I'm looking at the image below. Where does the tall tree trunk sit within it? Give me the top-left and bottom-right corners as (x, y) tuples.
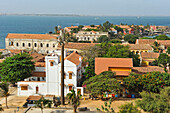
(73, 106), (77, 113)
(41, 108), (43, 113)
(61, 44), (65, 105)
(5, 95), (8, 109)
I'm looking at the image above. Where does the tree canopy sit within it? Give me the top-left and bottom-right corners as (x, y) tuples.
(96, 35), (110, 43)
(124, 72), (170, 93)
(124, 34), (139, 44)
(154, 35), (170, 40)
(158, 53), (170, 72)
(136, 87), (170, 113)
(0, 52), (35, 84)
(83, 71), (120, 96)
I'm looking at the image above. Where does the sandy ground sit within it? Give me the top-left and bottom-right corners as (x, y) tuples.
(0, 88), (144, 113)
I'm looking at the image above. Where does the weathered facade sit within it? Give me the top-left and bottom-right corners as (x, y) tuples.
(6, 33), (59, 54)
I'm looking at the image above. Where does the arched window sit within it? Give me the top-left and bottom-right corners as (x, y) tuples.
(84, 37), (86, 40)
(9, 41), (14, 46)
(34, 43), (37, 47)
(53, 44), (55, 48)
(40, 43), (43, 47)
(28, 43), (31, 47)
(16, 42), (19, 47)
(22, 43), (25, 47)
(88, 37), (90, 40)
(46, 44), (49, 48)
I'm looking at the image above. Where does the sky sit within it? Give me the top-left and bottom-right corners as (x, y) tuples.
(0, 0), (170, 16)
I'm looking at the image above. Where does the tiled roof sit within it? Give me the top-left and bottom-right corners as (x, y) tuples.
(27, 96), (43, 101)
(32, 72), (46, 77)
(141, 52), (159, 59)
(30, 53), (45, 62)
(64, 51), (83, 65)
(132, 66), (165, 74)
(35, 62), (45, 67)
(136, 39), (156, 45)
(95, 58), (133, 75)
(0, 49), (5, 51)
(6, 33), (58, 40)
(57, 43), (97, 50)
(157, 40), (170, 47)
(9, 49), (22, 54)
(119, 25), (130, 29)
(129, 44), (153, 50)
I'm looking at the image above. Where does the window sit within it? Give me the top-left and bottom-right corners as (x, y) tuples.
(69, 86), (72, 91)
(46, 44), (49, 48)
(34, 43), (37, 47)
(28, 43), (31, 47)
(16, 42), (19, 47)
(50, 62), (54, 66)
(40, 43), (43, 47)
(22, 43), (25, 47)
(9, 41), (14, 46)
(88, 38), (90, 40)
(53, 44), (55, 48)
(21, 86), (28, 90)
(69, 73), (72, 79)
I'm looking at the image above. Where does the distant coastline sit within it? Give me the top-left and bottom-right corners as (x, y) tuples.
(1, 13), (170, 17)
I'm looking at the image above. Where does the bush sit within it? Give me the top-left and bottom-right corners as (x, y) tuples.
(118, 102), (141, 113)
(136, 87), (170, 113)
(154, 35), (170, 40)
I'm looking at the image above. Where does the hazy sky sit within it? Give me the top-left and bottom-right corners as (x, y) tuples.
(0, 0), (170, 16)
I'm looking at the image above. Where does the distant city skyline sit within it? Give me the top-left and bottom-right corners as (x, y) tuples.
(0, 0), (170, 16)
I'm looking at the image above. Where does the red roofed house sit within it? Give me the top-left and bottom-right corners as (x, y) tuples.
(95, 58), (133, 81)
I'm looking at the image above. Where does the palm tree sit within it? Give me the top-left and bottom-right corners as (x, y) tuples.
(66, 90), (82, 113)
(0, 83), (9, 109)
(152, 41), (161, 53)
(34, 98), (52, 113)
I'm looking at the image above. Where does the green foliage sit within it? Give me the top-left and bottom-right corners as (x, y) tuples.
(158, 53), (170, 72)
(97, 98), (115, 113)
(136, 87), (170, 113)
(124, 34), (139, 44)
(102, 21), (111, 32)
(151, 59), (159, 66)
(110, 39), (122, 43)
(84, 71), (120, 96)
(152, 41), (161, 53)
(34, 98), (52, 113)
(85, 28), (99, 31)
(0, 52), (3, 59)
(154, 35), (170, 40)
(118, 102), (141, 113)
(97, 35), (110, 43)
(124, 72), (170, 93)
(113, 26), (123, 32)
(90, 25), (95, 27)
(66, 90), (82, 113)
(0, 52), (35, 84)
(0, 104), (3, 112)
(167, 47), (170, 54)
(140, 37), (153, 39)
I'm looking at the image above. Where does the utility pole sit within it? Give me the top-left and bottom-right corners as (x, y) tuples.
(59, 29), (65, 105)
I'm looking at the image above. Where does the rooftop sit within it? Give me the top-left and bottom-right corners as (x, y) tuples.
(27, 96), (43, 101)
(6, 33), (58, 40)
(132, 66), (165, 74)
(141, 52), (159, 59)
(136, 39), (156, 45)
(129, 44), (153, 50)
(95, 58), (133, 75)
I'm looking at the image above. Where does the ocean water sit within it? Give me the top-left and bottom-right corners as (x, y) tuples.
(0, 16), (170, 49)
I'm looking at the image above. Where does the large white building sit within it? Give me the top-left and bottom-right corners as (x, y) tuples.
(17, 51), (84, 96)
(75, 31), (109, 41)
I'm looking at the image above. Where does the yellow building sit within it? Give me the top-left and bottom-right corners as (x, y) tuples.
(129, 44), (153, 55)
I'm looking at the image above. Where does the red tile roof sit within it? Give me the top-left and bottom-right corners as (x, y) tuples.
(64, 51), (83, 65)
(136, 39), (156, 45)
(58, 43), (97, 50)
(157, 40), (170, 47)
(27, 96), (43, 101)
(129, 44), (153, 50)
(141, 52), (159, 59)
(132, 66), (165, 74)
(95, 58), (133, 75)
(6, 33), (58, 40)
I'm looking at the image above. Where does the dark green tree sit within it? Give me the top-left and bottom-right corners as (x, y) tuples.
(103, 21), (111, 32)
(158, 53), (170, 72)
(154, 35), (170, 40)
(167, 47), (170, 54)
(66, 90), (82, 113)
(0, 83), (9, 109)
(0, 53), (35, 84)
(152, 41), (161, 53)
(124, 34), (138, 44)
(136, 87), (170, 113)
(97, 35), (110, 43)
(83, 71), (120, 97)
